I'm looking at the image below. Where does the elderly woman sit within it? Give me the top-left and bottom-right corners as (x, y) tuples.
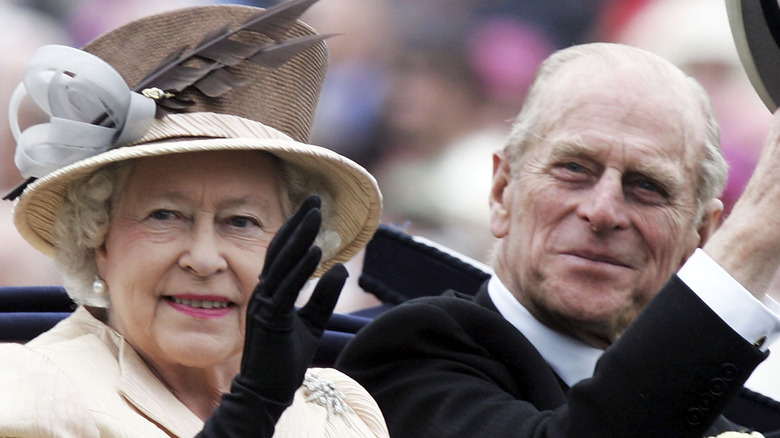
(0, 2), (387, 437)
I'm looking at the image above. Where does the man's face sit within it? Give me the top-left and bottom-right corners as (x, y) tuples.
(490, 61), (718, 347)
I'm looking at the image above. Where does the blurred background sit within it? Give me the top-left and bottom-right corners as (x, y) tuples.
(0, 0), (772, 302)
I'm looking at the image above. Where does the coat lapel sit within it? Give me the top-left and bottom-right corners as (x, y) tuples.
(117, 340), (204, 437)
(446, 283), (570, 408)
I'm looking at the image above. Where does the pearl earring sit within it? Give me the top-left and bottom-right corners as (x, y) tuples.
(93, 277), (107, 295)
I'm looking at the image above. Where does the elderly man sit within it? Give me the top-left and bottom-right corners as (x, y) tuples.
(336, 42), (780, 437)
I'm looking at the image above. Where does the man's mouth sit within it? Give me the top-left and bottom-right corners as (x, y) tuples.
(566, 250), (630, 268)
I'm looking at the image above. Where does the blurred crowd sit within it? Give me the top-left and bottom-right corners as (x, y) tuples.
(0, 0), (773, 300)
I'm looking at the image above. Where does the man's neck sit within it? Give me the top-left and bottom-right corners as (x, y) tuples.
(487, 275), (604, 386)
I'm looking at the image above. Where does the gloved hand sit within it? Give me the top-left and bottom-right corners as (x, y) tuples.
(197, 195), (348, 438)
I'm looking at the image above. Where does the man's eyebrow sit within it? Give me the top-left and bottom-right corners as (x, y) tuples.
(545, 140), (598, 161)
(547, 140), (683, 186)
(627, 161), (679, 185)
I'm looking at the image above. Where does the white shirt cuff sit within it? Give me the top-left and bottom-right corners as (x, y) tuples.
(677, 248), (780, 351)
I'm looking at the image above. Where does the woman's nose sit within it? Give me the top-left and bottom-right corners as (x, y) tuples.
(179, 221), (228, 276)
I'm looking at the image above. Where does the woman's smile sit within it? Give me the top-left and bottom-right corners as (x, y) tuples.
(165, 295), (236, 319)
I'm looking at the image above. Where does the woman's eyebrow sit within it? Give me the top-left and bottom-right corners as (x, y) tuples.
(218, 196), (274, 210)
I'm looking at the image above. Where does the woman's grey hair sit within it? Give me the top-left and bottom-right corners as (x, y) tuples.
(504, 42), (728, 224)
(53, 151), (340, 308)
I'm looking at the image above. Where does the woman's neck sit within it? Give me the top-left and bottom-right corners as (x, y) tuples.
(145, 355), (240, 421)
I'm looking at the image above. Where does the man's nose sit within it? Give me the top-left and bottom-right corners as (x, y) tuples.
(179, 221), (228, 276)
(576, 172), (631, 233)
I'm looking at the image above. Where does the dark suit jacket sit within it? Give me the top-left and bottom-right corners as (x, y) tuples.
(337, 276), (769, 437)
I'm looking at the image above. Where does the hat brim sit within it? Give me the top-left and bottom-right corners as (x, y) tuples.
(726, 0), (780, 111)
(14, 135), (382, 276)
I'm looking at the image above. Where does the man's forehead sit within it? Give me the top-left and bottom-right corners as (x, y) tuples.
(549, 55), (695, 107)
(539, 67), (707, 157)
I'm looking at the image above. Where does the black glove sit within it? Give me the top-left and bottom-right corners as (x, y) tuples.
(197, 195), (348, 438)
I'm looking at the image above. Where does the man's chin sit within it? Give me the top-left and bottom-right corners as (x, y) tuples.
(555, 255), (634, 282)
(542, 293), (638, 346)
(557, 314), (626, 348)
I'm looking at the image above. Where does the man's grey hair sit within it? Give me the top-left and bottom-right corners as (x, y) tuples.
(503, 42), (728, 223)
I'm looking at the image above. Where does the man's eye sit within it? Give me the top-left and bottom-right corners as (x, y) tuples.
(562, 162), (585, 173)
(626, 174), (668, 197)
(638, 180), (662, 193)
(625, 175), (670, 203)
(551, 161), (590, 182)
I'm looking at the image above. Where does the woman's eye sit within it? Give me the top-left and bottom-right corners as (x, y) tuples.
(149, 209), (177, 220)
(228, 216), (259, 228)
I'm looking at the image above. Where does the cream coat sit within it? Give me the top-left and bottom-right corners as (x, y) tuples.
(0, 307), (389, 438)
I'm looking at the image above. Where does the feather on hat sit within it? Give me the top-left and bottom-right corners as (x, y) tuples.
(7, 0), (382, 275)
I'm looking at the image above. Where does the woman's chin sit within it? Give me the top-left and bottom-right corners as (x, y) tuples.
(158, 334), (241, 369)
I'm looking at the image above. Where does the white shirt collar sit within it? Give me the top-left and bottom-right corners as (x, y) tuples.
(487, 275), (604, 387)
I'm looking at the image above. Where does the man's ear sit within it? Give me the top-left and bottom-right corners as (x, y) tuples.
(696, 198), (724, 247)
(489, 151), (513, 239)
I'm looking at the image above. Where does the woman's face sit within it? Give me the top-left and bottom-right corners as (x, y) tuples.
(96, 150), (286, 372)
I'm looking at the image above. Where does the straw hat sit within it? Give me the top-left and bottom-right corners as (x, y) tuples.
(726, 0), (780, 111)
(8, 1), (382, 275)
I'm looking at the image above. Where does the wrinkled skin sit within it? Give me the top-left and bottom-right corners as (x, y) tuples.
(489, 59), (722, 348)
(97, 150), (286, 418)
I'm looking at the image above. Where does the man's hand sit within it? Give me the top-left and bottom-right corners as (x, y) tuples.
(704, 109), (780, 296)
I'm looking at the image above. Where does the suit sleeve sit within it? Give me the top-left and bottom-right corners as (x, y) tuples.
(336, 276), (767, 438)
